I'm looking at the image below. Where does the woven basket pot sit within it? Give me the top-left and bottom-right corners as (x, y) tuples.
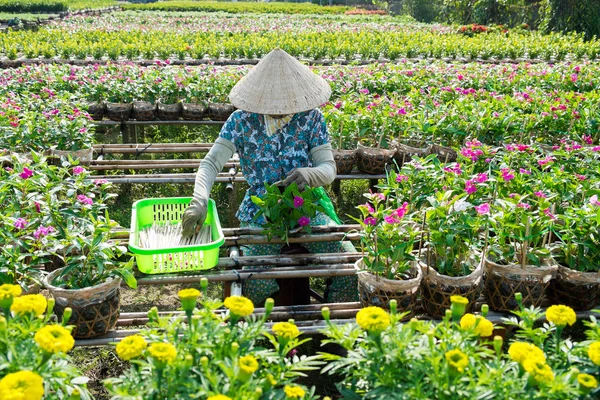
(483, 258), (557, 313)
(429, 144), (458, 163)
(356, 145), (395, 175)
(182, 102), (208, 120)
(86, 101), (105, 121)
(132, 101), (156, 121)
(44, 268), (121, 339)
(208, 103), (236, 121)
(332, 149), (356, 174)
(393, 144), (430, 168)
(105, 102), (132, 121)
(548, 265), (600, 311)
(157, 101), (182, 120)
(419, 255), (483, 319)
(355, 258), (422, 318)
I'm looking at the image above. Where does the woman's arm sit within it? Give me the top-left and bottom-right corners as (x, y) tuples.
(282, 143), (336, 189)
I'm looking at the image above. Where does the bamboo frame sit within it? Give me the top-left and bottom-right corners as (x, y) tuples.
(90, 173), (385, 184)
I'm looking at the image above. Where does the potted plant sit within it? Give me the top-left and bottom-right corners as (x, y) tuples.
(420, 191), (487, 318)
(351, 191), (422, 315)
(181, 82), (208, 120)
(549, 197), (600, 310)
(105, 86), (134, 122)
(43, 217), (136, 339)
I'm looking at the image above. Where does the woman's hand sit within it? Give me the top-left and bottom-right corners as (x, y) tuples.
(182, 198), (208, 237)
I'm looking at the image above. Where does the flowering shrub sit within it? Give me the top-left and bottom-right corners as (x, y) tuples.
(320, 295), (600, 398)
(104, 281), (320, 399)
(0, 285), (92, 399)
(251, 183), (324, 243)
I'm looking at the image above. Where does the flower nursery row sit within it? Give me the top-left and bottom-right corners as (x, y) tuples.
(1, 24), (598, 62)
(121, 1), (351, 15)
(0, 0), (116, 13)
(2, 61), (599, 152)
(1, 282), (600, 399)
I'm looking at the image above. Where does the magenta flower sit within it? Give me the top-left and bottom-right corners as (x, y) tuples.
(35, 202), (41, 213)
(570, 73), (578, 83)
(501, 168), (515, 182)
(465, 180), (477, 195)
(475, 203), (490, 215)
(538, 156), (554, 166)
(475, 173), (488, 183)
(73, 166), (85, 175)
(93, 179), (108, 185)
(593, 146), (600, 152)
(576, 174), (586, 181)
(361, 203), (375, 213)
(14, 218), (27, 229)
(590, 195), (600, 206)
(19, 167), (33, 179)
(298, 216), (310, 227)
(517, 203), (531, 209)
(443, 163), (462, 175)
(293, 196), (304, 208)
(543, 208), (557, 220)
(396, 174), (409, 183)
(33, 225), (54, 239)
(364, 216), (377, 226)
(519, 168), (531, 175)
(384, 214), (398, 224)
(77, 194), (93, 205)
(534, 191), (547, 198)
(582, 135), (593, 145)
(394, 202), (409, 219)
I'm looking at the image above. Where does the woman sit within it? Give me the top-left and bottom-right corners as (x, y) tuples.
(182, 48), (357, 305)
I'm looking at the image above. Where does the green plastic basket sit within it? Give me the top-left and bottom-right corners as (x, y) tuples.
(129, 197), (225, 274)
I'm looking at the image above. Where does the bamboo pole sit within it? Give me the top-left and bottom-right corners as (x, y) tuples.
(90, 173), (385, 184)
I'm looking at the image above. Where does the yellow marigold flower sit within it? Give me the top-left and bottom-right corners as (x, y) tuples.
(284, 385), (306, 399)
(224, 296), (254, 317)
(272, 321), (300, 339)
(445, 349), (469, 373)
(522, 359), (554, 385)
(577, 373), (598, 389)
(116, 335), (148, 361)
(508, 342), (546, 364)
(34, 324), (74, 354)
(0, 284), (22, 308)
(0, 370), (44, 400)
(450, 295), (469, 305)
(356, 306), (390, 333)
(207, 395), (232, 400)
(545, 305), (576, 328)
(239, 355), (259, 375)
(588, 342), (600, 366)
(10, 294), (47, 316)
(460, 313), (494, 337)
(148, 342), (177, 366)
(178, 288), (200, 300)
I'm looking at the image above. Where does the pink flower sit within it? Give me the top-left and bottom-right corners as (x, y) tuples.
(570, 73), (578, 83)
(14, 218), (27, 229)
(93, 179), (108, 185)
(73, 166), (85, 175)
(501, 168), (515, 182)
(475, 203), (490, 215)
(33, 225), (54, 239)
(384, 214), (398, 224)
(582, 135), (593, 145)
(396, 174), (409, 183)
(394, 202), (409, 219)
(361, 203), (375, 214)
(77, 194), (93, 205)
(293, 196), (304, 208)
(534, 191), (547, 198)
(590, 195), (600, 206)
(298, 216), (310, 227)
(359, 88), (369, 95)
(443, 163), (462, 175)
(475, 173), (488, 183)
(517, 203), (531, 209)
(465, 180), (477, 195)
(19, 167), (33, 179)
(538, 156), (554, 166)
(576, 174), (587, 181)
(593, 146), (600, 152)
(364, 216), (377, 226)
(35, 202), (41, 213)
(519, 168), (531, 175)
(543, 208), (557, 220)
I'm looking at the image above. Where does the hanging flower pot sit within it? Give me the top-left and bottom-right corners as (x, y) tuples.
(44, 267), (121, 339)
(182, 102), (208, 120)
(157, 100), (182, 120)
(548, 265), (600, 311)
(86, 101), (105, 121)
(356, 144), (395, 175)
(332, 149), (356, 174)
(483, 257), (557, 312)
(393, 143), (430, 168)
(355, 258), (422, 317)
(429, 144), (458, 163)
(419, 255), (483, 319)
(132, 101), (156, 121)
(105, 102), (132, 121)
(208, 103), (236, 121)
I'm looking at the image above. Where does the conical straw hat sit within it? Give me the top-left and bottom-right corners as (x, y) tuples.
(229, 48), (331, 115)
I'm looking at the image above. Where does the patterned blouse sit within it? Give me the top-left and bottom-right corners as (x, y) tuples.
(219, 108), (329, 223)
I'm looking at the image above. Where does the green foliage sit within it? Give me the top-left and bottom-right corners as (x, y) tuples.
(0, 0), (68, 13)
(123, 1), (350, 14)
(541, 0), (600, 40)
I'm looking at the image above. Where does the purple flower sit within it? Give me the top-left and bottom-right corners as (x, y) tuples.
(14, 218), (27, 229)
(475, 173), (488, 183)
(77, 194), (93, 205)
(73, 166), (85, 175)
(19, 167), (33, 179)
(465, 180), (477, 195)
(33, 225), (54, 239)
(519, 168), (531, 175)
(293, 196), (304, 208)
(298, 216), (310, 227)
(501, 168), (515, 182)
(364, 216), (377, 226)
(475, 203), (490, 215)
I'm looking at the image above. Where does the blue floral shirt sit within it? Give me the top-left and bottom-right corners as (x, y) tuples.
(219, 109), (329, 223)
